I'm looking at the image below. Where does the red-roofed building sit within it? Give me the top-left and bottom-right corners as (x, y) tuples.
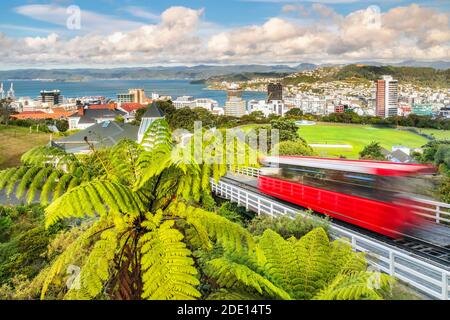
(118, 103), (147, 113)
(11, 110), (75, 120)
(87, 103), (117, 110)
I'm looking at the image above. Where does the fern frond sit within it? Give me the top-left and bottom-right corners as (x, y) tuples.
(21, 146), (69, 167)
(40, 171), (61, 205)
(65, 228), (118, 299)
(257, 229), (301, 296)
(25, 167), (53, 204)
(140, 118), (172, 151)
(109, 139), (140, 186)
(207, 289), (264, 300)
(4, 167), (28, 196)
(291, 228), (331, 299)
(166, 202), (254, 252)
(140, 220), (200, 300)
(45, 180), (144, 228)
(15, 166), (42, 200)
(41, 219), (112, 299)
(313, 271), (394, 300)
(206, 257), (291, 300)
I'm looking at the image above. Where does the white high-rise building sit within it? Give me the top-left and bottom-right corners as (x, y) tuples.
(376, 75), (398, 118)
(225, 97), (246, 117)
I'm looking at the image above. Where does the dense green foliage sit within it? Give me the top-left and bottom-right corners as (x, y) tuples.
(0, 118), (392, 300)
(0, 205), (63, 287)
(205, 228), (394, 300)
(277, 140), (314, 156)
(416, 140), (450, 202)
(247, 213), (329, 240)
(359, 142), (386, 161)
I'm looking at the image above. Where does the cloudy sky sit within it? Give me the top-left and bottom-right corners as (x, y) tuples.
(0, 0), (449, 69)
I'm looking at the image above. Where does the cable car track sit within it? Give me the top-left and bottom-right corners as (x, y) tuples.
(220, 175), (450, 269)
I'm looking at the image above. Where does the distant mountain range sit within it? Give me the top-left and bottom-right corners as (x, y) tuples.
(0, 61), (448, 81)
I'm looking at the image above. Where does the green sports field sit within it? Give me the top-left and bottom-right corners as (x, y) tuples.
(0, 125), (51, 169)
(298, 123), (432, 159)
(415, 128), (450, 141)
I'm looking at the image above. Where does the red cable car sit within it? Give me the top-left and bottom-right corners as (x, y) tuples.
(259, 156), (436, 238)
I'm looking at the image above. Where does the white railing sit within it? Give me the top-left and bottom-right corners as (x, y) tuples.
(227, 166), (261, 178)
(228, 166), (450, 225)
(410, 198), (450, 225)
(211, 178), (450, 300)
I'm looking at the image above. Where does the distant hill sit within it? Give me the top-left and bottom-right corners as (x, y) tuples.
(334, 65), (450, 88)
(0, 64), (317, 81)
(0, 62), (447, 86)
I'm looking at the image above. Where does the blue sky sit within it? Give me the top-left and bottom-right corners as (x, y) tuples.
(0, 1), (448, 68)
(1, 0), (448, 37)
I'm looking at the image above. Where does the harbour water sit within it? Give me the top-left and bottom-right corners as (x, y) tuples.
(0, 79), (267, 107)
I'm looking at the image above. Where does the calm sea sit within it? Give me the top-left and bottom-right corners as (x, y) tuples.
(1, 80), (267, 107)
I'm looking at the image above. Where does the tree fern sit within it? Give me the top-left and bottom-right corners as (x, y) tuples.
(166, 202), (255, 253)
(45, 181), (144, 228)
(313, 271), (394, 300)
(206, 257), (291, 300)
(140, 220), (200, 300)
(65, 228), (119, 299)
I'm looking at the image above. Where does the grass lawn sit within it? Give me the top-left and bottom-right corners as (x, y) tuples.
(0, 125), (52, 169)
(298, 123), (430, 159)
(415, 128), (450, 141)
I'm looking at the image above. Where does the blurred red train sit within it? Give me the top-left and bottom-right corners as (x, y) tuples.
(259, 156), (437, 238)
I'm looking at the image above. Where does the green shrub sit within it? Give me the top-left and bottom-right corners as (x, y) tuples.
(247, 212), (330, 239)
(277, 140), (314, 156)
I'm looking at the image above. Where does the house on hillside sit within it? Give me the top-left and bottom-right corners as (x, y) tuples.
(68, 108), (127, 130)
(117, 103), (148, 122)
(381, 147), (414, 163)
(55, 102), (165, 154)
(55, 121), (140, 154)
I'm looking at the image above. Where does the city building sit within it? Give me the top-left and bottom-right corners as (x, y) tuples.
(225, 97), (246, 117)
(194, 98), (219, 111)
(411, 103), (434, 116)
(438, 106), (450, 119)
(224, 84), (247, 117)
(248, 99), (286, 117)
(227, 83), (242, 100)
(117, 88), (146, 104)
(267, 83), (283, 102)
(40, 90), (62, 106)
(173, 96), (195, 109)
(376, 75), (399, 118)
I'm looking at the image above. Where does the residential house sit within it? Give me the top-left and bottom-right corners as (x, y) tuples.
(54, 121), (140, 154)
(68, 108), (127, 130)
(55, 102), (165, 154)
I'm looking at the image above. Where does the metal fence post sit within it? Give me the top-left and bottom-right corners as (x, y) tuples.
(443, 273), (449, 300)
(436, 206), (440, 224)
(389, 252), (395, 276)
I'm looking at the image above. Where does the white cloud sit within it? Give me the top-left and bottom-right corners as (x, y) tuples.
(121, 6), (160, 22)
(14, 4), (144, 34)
(0, 4), (449, 68)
